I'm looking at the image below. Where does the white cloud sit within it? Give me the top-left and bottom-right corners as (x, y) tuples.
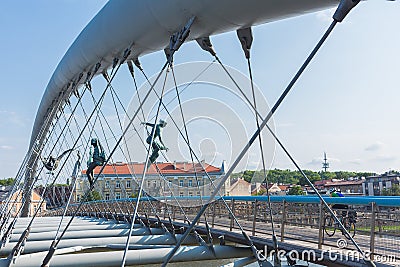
(0, 145), (13, 150)
(365, 141), (384, 152)
(348, 159), (362, 165)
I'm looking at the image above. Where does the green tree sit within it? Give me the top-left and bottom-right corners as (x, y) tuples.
(254, 188), (266, 196)
(242, 170), (255, 183)
(381, 184), (400, 196)
(288, 185), (305, 195)
(84, 190), (102, 201)
(298, 170), (321, 186)
(319, 171), (336, 180)
(0, 178), (15, 186)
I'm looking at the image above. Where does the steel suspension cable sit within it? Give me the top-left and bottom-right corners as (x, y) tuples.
(108, 87), (175, 222)
(262, 114), (374, 266)
(133, 58), (264, 264)
(85, 80), (171, 220)
(137, 61), (263, 261)
(47, 60), (169, 262)
(5, 85), (90, 226)
(170, 66), (205, 206)
(121, 64), (170, 267)
(1, 92), (79, 245)
(108, 84), (199, 233)
(38, 50), (128, 255)
(139, 64), (253, 237)
(40, 52), (134, 266)
(246, 55), (280, 263)
(67, 88), (128, 218)
(85, 89), (144, 216)
(162, 18), (340, 266)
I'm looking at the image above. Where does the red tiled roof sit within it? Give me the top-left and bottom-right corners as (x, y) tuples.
(82, 162), (222, 175)
(278, 185), (288, 191)
(324, 180), (363, 186)
(314, 180), (331, 186)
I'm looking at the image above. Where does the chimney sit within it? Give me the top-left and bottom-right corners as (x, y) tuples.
(173, 161), (176, 170)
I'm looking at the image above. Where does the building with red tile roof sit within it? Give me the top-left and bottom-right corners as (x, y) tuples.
(314, 179), (364, 195)
(76, 161), (227, 201)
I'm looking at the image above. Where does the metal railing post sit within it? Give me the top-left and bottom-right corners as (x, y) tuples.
(318, 200), (324, 249)
(370, 202), (376, 261)
(280, 200), (286, 242)
(252, 200), (258, 236)
(230, 199), (235, 231)
(212, 202), (216, 228)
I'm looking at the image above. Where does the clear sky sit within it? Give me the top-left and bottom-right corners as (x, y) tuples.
(1, 1), (400, 179)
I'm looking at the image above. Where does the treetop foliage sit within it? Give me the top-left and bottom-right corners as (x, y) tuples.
(231, 169), (375, 185)
(0, 178), (15, 186)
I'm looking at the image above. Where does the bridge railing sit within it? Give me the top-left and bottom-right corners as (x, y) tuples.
(46, 195), (400, 262)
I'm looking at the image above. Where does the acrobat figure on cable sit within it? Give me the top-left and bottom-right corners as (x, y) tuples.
(86, 138), (106, 187)
(141, 119), (168, 168)
(41, 149), (73, 171)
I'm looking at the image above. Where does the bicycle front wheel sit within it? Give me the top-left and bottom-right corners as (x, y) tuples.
(343, 218), (356, 239)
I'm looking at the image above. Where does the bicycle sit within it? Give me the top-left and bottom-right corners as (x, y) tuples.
(324, 209), (357, 239)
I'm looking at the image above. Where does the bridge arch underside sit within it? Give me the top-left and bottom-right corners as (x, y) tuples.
(30, 0), (337, 149)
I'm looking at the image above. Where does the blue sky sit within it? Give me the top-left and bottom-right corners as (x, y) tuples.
(1, 1), (400, 178)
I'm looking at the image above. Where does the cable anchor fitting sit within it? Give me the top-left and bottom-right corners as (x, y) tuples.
(237, 27), (253, 59)
(196, 37), (216, 57)
(333, 0), (360, 22)
(102, 71), (110, 83)
(7, 226), (30, 265)
(166, 16), (195, 63)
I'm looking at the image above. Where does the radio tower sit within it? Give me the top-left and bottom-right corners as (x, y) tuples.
(322, 152), (329, 172)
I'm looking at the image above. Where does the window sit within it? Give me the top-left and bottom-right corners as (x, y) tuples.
(105, 194), (110, 200)
(197, 180), (201, 186)
(179, 192), (184, 197)
(197, 191), (200, 196)
(147, 181), (151, 188)
(126, 180), (131, 188)
(179, 180), (184, 187)
(189, 192), (193, 197)
(105, 180), (110, 188)
(188, 180), (193, 187)
(116, 180), (121, 188)
(115, 192), (121, 199)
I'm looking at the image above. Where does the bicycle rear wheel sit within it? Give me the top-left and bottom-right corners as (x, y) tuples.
(324, 215), (336, 237)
